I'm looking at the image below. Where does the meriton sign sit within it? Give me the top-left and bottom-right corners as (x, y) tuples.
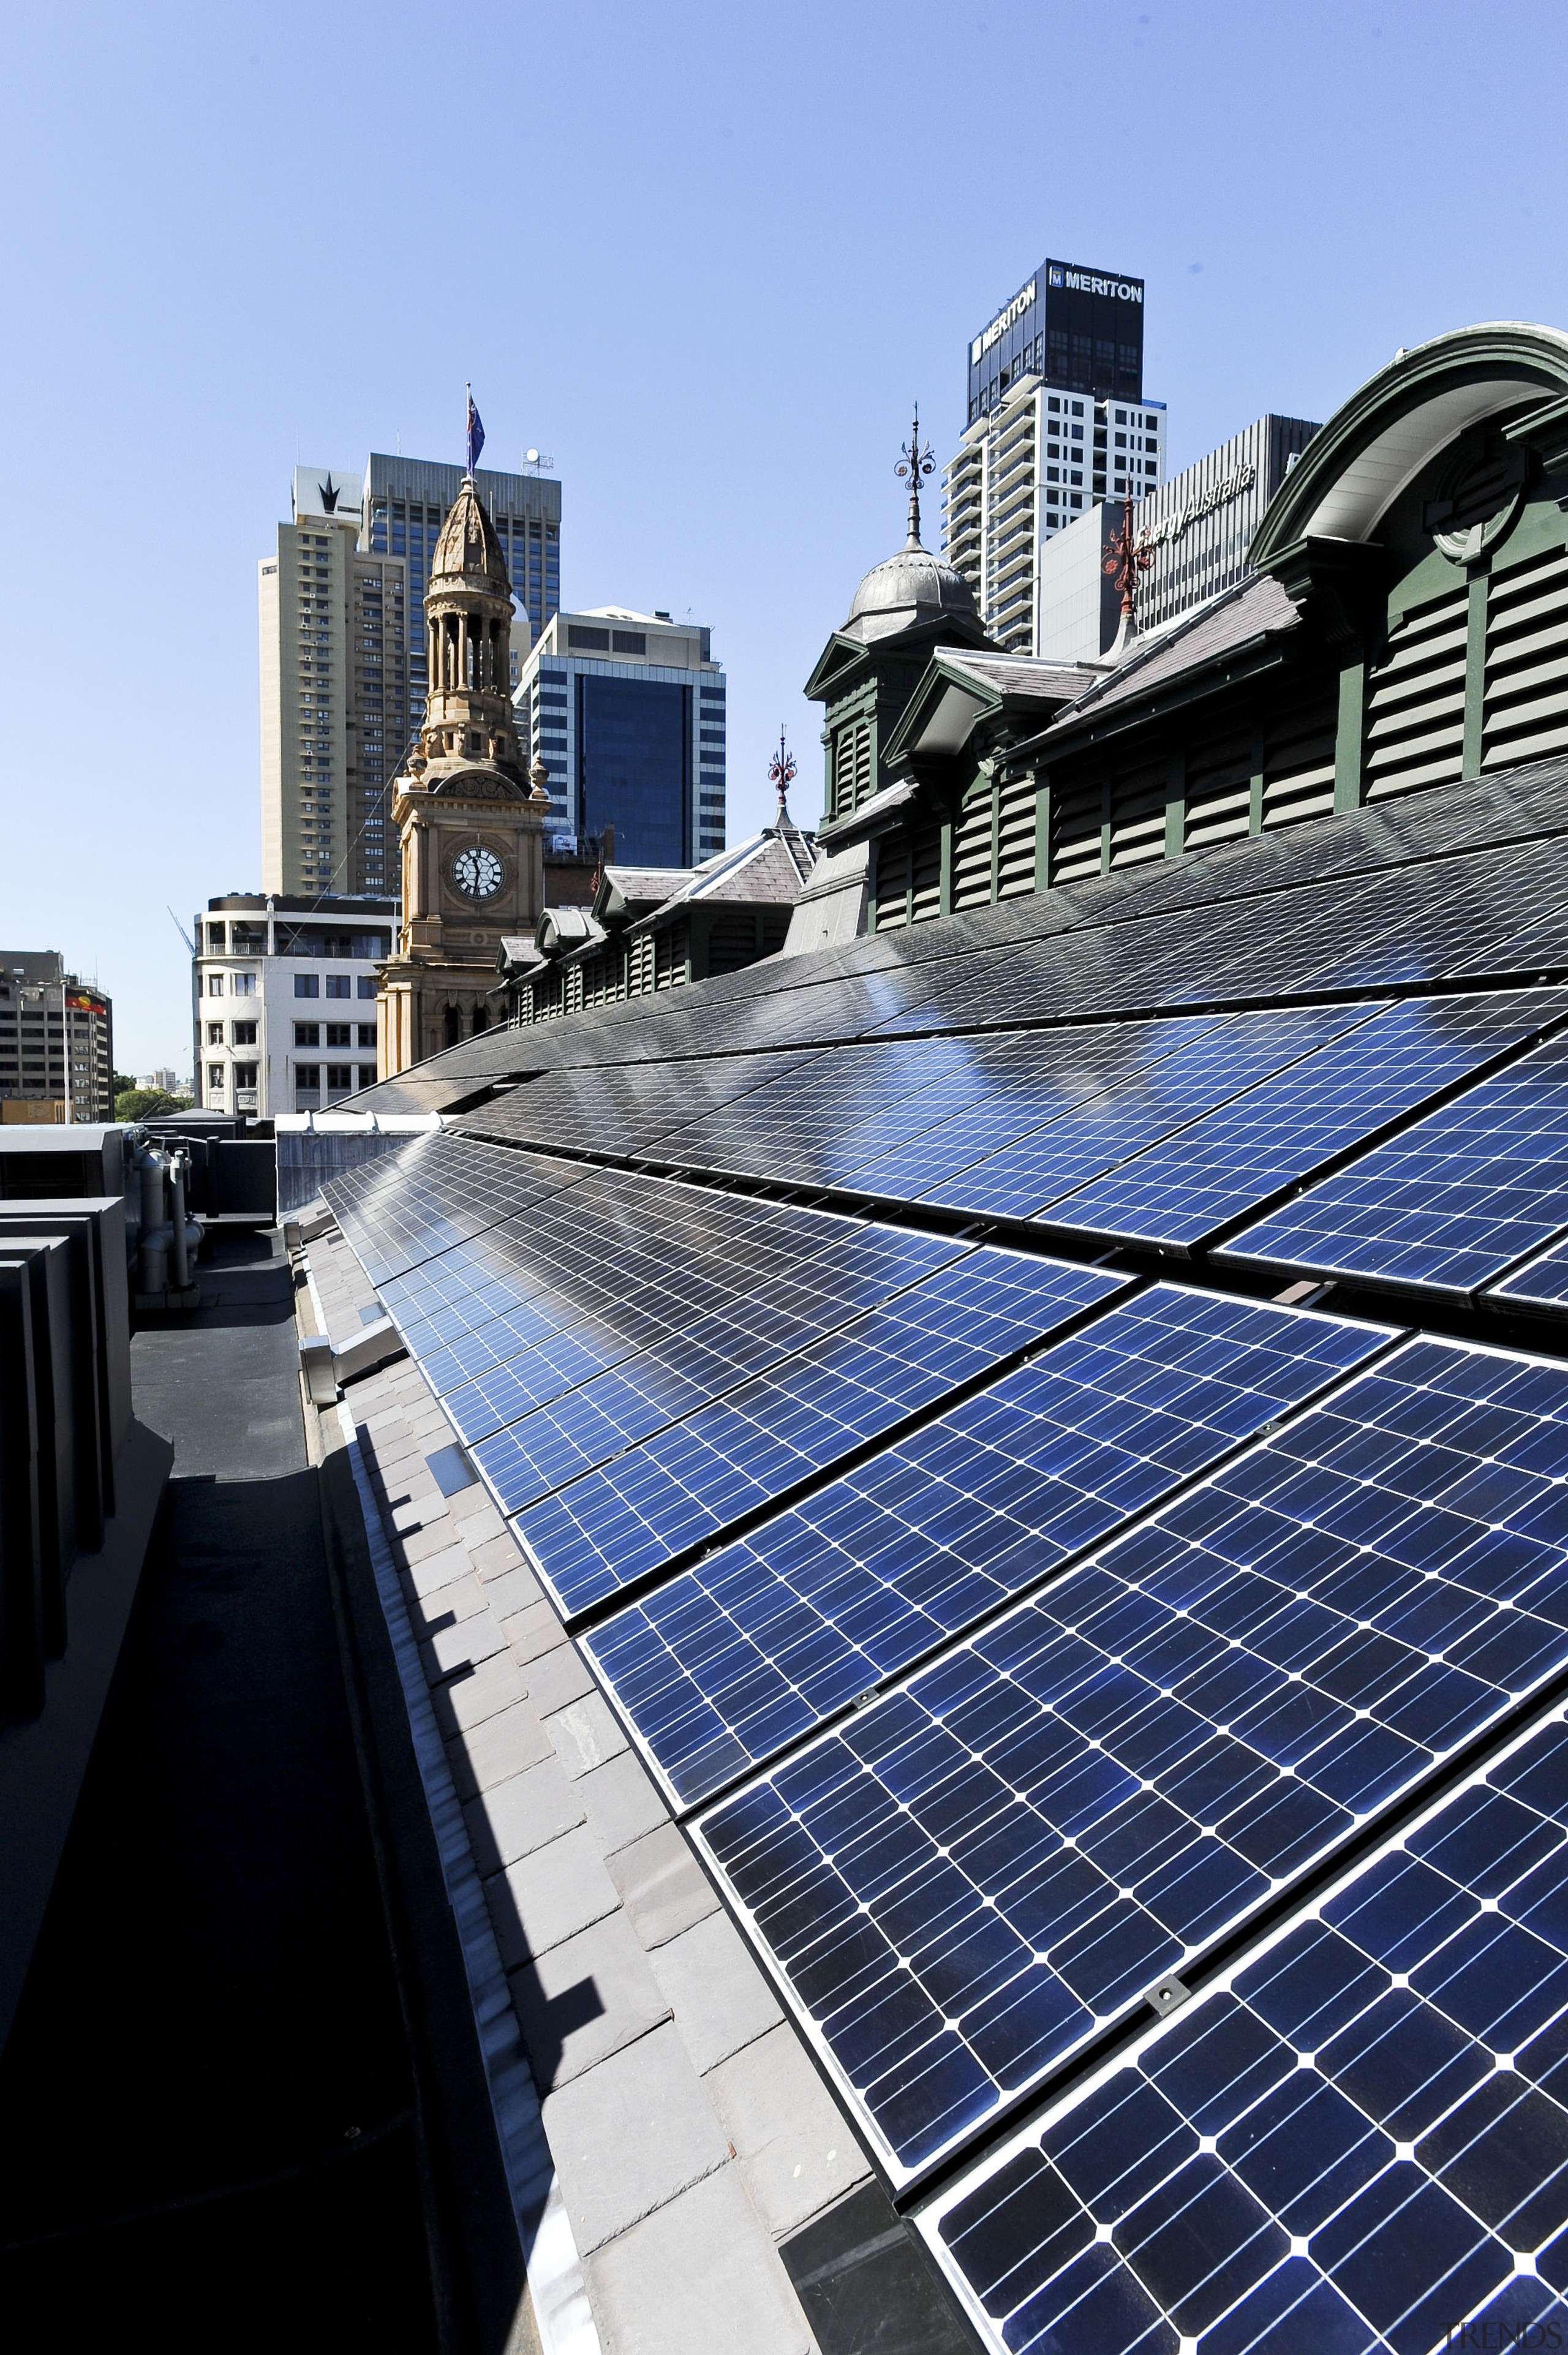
(971, 282), (1037, 367)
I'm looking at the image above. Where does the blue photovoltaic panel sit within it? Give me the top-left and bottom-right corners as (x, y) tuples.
(1220, 1020), (1568, 1297)
(835, 1017), (1229, 1204)
(465, 1225), (968, 1508)
(1042, 992), (1565, 1251)
(911, 1006), (1373, 1223)
(379, 1176), (838, 1361)
(595, 1292), (1391, 1813)
(324, 1133), (592, 1285)
(1489, 1237), (1568, 1317)
(923, 1701), (1568, 2355)
(518, 1248), (1130, 1622)
(696, 1335), (1568, 2183)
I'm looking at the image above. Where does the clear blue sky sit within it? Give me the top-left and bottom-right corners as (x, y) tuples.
(3, 0), (1565, 1070)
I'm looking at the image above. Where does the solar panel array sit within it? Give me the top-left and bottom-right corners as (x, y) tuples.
(323, 752), (1568, 2355)
(925, 1701), (1568, 2355)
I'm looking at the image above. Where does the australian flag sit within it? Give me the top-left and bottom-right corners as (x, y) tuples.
(466, 389), (485, 476)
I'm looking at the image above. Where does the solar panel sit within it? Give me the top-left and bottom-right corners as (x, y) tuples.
(1041, 992), (1564, 1253)
(911, 1006), (1372, 1223)
(1488, 1237), (1568, 1317)
(653, 1020), (1229, 1199)
(922, 1698), (1568, 2355)
(1219, 1015), (1568, 1297)
(458, 1223), (968, 1501)
(594, 1291), (1392, 1815)
(461, 1047), (819, 1156)
(518, 1248), (1130, 1624)
(695, 1333), (1568, 2184)
(323, 1132), (592, 1285)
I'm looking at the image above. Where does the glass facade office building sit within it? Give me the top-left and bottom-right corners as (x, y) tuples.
(516, 611), (725, 868)
(363, 454), (562, 747)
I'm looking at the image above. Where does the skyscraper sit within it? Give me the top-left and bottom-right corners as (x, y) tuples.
(258, 466), (408, 898)
(514, 608), (725, 865)
(361, 453), (561, 738)
(941, 257), (1168, 654)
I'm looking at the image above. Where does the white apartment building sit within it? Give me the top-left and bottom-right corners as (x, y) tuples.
(943, 377), (1167, 654)
(192, 894), (394, 1118)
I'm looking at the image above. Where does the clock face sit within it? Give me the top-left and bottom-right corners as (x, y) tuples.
(453, 845), (503, 902)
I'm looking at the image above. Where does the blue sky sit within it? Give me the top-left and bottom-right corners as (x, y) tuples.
(3, 0), (1566, 1069)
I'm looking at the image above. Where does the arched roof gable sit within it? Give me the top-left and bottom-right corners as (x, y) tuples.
(1251, 324), (1568, 567)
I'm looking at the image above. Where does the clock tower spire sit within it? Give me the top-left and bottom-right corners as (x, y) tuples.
(377, 470), (552, 1077)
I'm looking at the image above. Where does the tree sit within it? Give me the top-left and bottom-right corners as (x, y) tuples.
(115, 1087), (187, 1121)
(112, 1070), (137, 1099)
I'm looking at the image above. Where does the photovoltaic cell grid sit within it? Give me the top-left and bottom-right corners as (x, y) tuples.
(1491, 1237), (1568, 1318)
(695, 1335), (1568, 2184)
(858, 841), (1537, 1041)
(323, 1132), (592, 1286)
(418, 1194), (935, 1415)
(520, 1248), (1131, 1623)
(1221, 1021), (1568, 1298)
(1041, 991), (1566, 1252)
(591, 1292), (1392, 1814)
(463, 1225), (968, 1507)
(924, 1702), (1568, 2355)
(910, 1005), (1372, 1224)
(377, 1170), (856, 1360)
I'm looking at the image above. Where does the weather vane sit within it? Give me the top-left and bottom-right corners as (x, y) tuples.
(768, 728), (797, 816)
(1103, 491), (1153, 638)
(895, 407), (935, 543)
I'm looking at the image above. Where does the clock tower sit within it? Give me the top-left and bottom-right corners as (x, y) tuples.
(377, 473), (550, 1076)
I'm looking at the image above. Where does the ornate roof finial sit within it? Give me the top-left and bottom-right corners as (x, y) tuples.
(895, 407), (935, 548)
(1103, 491), (1153, 655)
(768, 727), (797, 824)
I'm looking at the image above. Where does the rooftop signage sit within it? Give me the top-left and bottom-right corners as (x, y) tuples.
(1139, 460), (1257, 551)
(1047, 263), (1143, 302)
(971, 281), (1036, 366)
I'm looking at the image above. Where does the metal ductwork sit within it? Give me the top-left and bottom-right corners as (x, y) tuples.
(129, 1137), (204, 1310)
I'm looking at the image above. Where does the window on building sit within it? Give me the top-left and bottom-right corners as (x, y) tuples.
(234, 1063), (257, 1087)
(207, 1021), (223, 1044)
(357, 1023), (376, 1049)
(326, 1064), (352, 1089)
(233, 973), (256, 997)
(207, 1063), (224, 1090)
(294, 1022), (320, 1047)
(232, 1022), (257, 1045)
(325, 974), (350, 999)
(294, 974), (318, 998)
(295, 1064), (320, 1089)
(206, 973), (224, 997)
(358, 1064), (377, 1088)
(325, 1023), (350, 1047)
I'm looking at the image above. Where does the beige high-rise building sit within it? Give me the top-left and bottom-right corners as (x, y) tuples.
(258, 467), (409, 899)
(380, 478), (551, 1076)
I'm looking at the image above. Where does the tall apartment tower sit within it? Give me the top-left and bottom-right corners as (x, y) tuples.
(942, 258), (1168, 654)
(361, 454), (561, 740)
(258, 467), (409, 898)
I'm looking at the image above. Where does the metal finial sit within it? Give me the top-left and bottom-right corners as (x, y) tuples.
(1103, 491), (1153, 631)
(768, 728), (797, 819)
(895, 406), (935, 545)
